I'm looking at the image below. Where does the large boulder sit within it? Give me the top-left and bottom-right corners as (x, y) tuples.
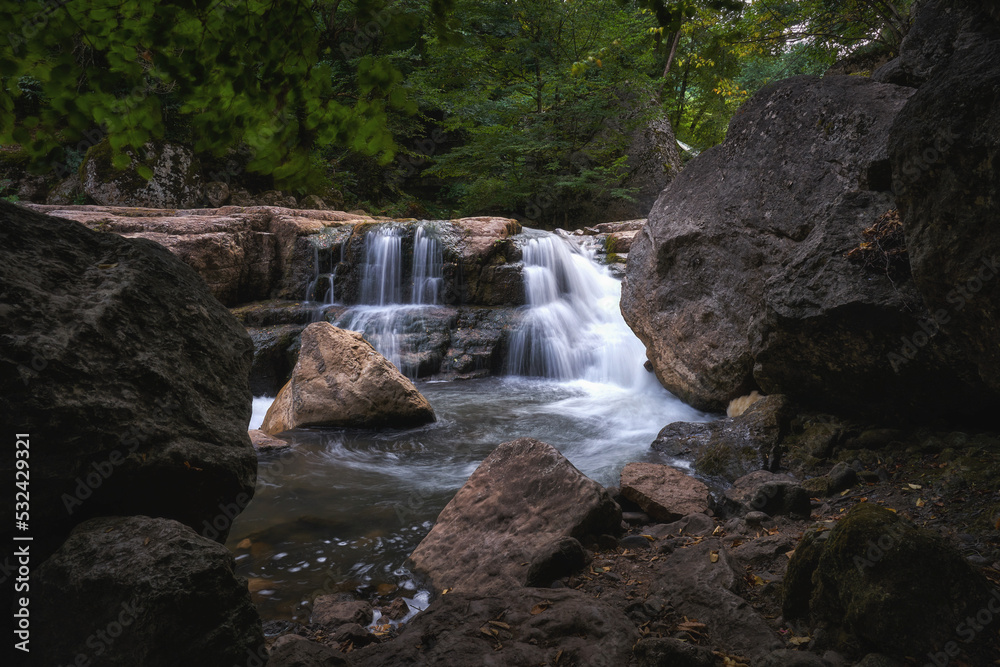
(784, 503), (995, 660)
(619, 462), (710, 522)
(889, 1), (1000, 401)
(33, 516), (264, 667)
(260, 322), (435, 434)
(408, 438), (622, 594)
(351, 587), (637, 667)
(622, 74), (988, 420)
(81, 139), (206, 208)
(0, 201), (256, 559)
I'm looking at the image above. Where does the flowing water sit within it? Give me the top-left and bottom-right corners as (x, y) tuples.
(231, 227), (710, 622)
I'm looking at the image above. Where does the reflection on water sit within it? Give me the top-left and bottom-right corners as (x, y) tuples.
(230, 377), (708, 621)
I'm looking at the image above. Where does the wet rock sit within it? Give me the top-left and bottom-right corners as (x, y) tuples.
(261, 322), (435, 434)
(785, 503), (994, 658)
(622, 74), (986, 420)
(332, 623), (373, 646)
(409, 438), (621, 594)
(247, 323), (305, 395)
(350, 587), (637, 667)
(381, 598), (409, 621)
(647, 512), (717, 538)
(34, 516), (263, 667)
(0, 202), (256, 558)
(311, 598), (373, 628)
(619, 535), (653, 550)
(889, 1), (1000, 402)
(620, 462), (711, 522)
(268, 634), (350, 667)
(81, 139), (205, 208)
(525, 536), (588, 587)
(653, 395), (791, 482)
(45, 175), (84, 204)
(249, 429), (290, 451)
(633, 636), (716, 667)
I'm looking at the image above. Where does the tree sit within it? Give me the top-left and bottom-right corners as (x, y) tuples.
(0, 0), (445, 190)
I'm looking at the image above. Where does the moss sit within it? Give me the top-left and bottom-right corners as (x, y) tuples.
(810, 503), (991, 658)
(782, 528), (827, 620)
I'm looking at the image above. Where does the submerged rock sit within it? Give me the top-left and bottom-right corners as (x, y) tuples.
(408, 438), (621, 594)
(34, 516), (263, 667)
(0, 201), (256, 558)
(261, 322), (435, 434)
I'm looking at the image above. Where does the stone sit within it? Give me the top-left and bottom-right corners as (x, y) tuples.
(268, 634), (349, 667)
(649, 537), (782, 660)
(785, 503), (995, 659)
(381, 598), (409, 621)
(261, 322), (435, 434)
(300, 194), (328, 210)
(525, 536), (588, 587)
(249, 429), (291, 451)
(758, 649), (828, 667)
(204, 180), (230, 207)
(408, 438), (621, 594)
(802, 461), (858, 497)
(81, 139), (205, 208)
(622, 74), (987, 420)
(350, 587), (637, 667)
(633, 637), (716, 667)
(647, 512), (717, 538)
(727, 471), (812, 519)
(0, 202), (256, 559)
(620, 462), (710, 522)
(653, 395), (791, 482)
(889, 1), (1000, 401)
(310, 598), (373, 628)
(247, 323), (306, 395)
(44, 175), (84, 205)
(34, 516), (263, 667)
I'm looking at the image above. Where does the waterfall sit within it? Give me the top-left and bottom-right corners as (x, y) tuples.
(360, 226), (404, 306)
(411, 226), (443, 306)
(507, 232), (652, 389)
(335, 223), (445, 376)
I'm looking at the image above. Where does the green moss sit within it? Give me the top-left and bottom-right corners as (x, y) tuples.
(782, 528), (827, 620)
(810, 503), (991, 657)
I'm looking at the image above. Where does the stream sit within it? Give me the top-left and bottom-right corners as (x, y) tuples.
(228, 227), (710, 623)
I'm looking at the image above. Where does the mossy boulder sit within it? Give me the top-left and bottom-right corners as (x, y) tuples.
(784, 503), (995, 658)
(81, 138), (205, 208)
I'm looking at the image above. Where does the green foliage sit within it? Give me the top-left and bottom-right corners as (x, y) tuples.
(0, 0), (444, 190)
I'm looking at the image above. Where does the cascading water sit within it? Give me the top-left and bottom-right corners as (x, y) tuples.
(236, 224), (711, 623)
(335, 223), (444, 375)
(507, 232), (653, 388)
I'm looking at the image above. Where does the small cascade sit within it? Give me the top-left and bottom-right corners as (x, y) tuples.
(305, 244), (342, 321)
(507, 232), (652, 389)
(335, 223), (446, 377)
(360, 226), (404, 306)
(411, 226), (443, 305)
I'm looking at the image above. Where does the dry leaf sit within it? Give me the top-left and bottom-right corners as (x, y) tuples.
(530, 602), (550, 615)
(788, 635), (811, 646)
(710, 550), (720, 563)
(785, 550), (796, 559)
(840, 488), (851, 496)
(488, 621), (510, 630)
(480, 627), (494, 638)
(641, 534), (655, 541)
(441, 588), (452, 595)
(886, 507), (897, 513)
(908, 483), (922, 490)
(916, 498), (926, 507)
(143, 537), (151, 546)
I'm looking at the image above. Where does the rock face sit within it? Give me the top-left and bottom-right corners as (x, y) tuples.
(351, 587), (638, 667)
(33, 516), (264, 667)
(889, 1), (1000, 399)
(81, 139), (206, 208)
(0, 201), (256, 559)
(622, 74), (989, 420)
(408, 438), (622, 594)
(261, 322), (435, 434)
(784, 503), (994, 660)
(619, 463), (710, 522)
(652, 394), (790, 482)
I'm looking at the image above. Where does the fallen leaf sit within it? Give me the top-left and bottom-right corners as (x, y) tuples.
(840, 488), (851, 496)
(710, 550), (719, 563)
(530, 602), (550, 615)
(752, 574), (765, 586)
(908, 483), (922, 490)
(143, 537), (150, 546)
(712, 525), (723, 535)
(441, 588), (452, 595)
(916, 498), (926, 507)
(886, 507), (897, 513)
(788, 635), (811, 646)
(480, 627), (494, 638)
(641, 534), (655, 541)
(488, 621), (510, 630)
(785, 550), (796, 559)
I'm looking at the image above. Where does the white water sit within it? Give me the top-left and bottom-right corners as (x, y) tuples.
(235, 226), (711, 622)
